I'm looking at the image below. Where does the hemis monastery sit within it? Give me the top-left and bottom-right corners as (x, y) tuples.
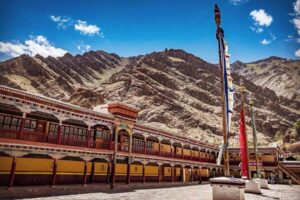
(0, 85), (299, 188)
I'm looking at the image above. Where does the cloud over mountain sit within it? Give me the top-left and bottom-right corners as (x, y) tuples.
(0, 35), (67, 58)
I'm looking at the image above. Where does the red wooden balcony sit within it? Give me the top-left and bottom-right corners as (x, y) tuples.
(0, 128), (219, 165)
(174, 153), (182, 159)
(22, 131), (57, 144)
(145, 149), (159, 156)
(61, 135), (87, 147)
(0, 128), (18, 139)
(160, 151), (172, 158)
(132, 146), (145, 154)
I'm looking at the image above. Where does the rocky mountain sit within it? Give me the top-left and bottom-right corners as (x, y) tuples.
(232, 57), (300, 101)
(0, 49), (299, 146)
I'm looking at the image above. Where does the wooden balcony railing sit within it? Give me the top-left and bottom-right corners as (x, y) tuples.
(0, 127), (218, 164)
(22, 131), (57, 144)
(0, 128), (18, 139)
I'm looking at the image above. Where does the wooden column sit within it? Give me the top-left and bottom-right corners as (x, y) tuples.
(142, 164), (146, 184)
(126, 134), (132, 184)
(106, 162), (111, 184)
(181, 147), (184, 159)
(90, 161), (95, 183)
(8, 156), (17, 188)
(158, 165), (161, 183)
(51, 158), (58, 187)
(180, 166), (184, 182)
(199, 150), (201, 161)
(119, 131), (122, 151)
(126, 161), (131, 184)
(171, 166), (174, 182)
(18, 112), (26, 140)
(144, 139), (147, 154)
(86, 126), (91, 148)
(83, 161), (88, 186)
(199, 167), (202, 182)
(56, 120), (62, 144)
(109, 131), (113, 149)
(191, 168), (194, 182)
(111, 128), (118, 189)
(158, 141), (161, 156)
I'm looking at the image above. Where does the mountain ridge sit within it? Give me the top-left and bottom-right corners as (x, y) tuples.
(0, 49), (299, 146)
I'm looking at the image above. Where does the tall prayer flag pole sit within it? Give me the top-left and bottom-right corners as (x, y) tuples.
(214, 4), (232, 176)
(249, 96), (260, 176)
(239, 82), (251, 180)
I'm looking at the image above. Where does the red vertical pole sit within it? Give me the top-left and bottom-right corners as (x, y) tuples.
(18, 113), (26, 140)
(56, 121), (62, 144)
(8, 156), (17, 188)
(83, 161), (88, 186)
(106, 162), (111, 184)
(51, 159), (58, 187)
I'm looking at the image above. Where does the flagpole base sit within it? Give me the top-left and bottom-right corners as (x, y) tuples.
(210, 177), (246, 200)
(245, 180), (261, 194)
(253, 178), (268, 189)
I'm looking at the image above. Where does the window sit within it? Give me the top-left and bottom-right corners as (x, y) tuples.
(10, 117), (20, 129)
(95, 128), (110, 141)
(49, 123), (58, 135)
(24, 119), (36, 132)
(146, 141), (154, 149)
(0, 115), (4, 125)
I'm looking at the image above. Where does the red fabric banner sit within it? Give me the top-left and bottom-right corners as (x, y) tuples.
(239, 107), (249, 179)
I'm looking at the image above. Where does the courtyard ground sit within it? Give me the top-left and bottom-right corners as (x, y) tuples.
(1, 183), (299, 200)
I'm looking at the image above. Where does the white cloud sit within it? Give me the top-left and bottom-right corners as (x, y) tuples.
(261, 39), (270, 45)
(294, 0), (300, 15)
(250, 9), (273, 27)
(293, 18), (300, 35)
(230, 0), (249, 5)
(295, 49), (300, 57)
(250, 26), (264, 33)
(74, 20), (102, 36)
(0, 35), (67, 58)
(50, 15), (72, 29)
(77, 44), (91, 53)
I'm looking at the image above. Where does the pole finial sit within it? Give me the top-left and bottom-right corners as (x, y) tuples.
(214, 4), (221, 26)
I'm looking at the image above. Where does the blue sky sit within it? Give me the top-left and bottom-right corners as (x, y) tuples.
(0, 0), (299, 63)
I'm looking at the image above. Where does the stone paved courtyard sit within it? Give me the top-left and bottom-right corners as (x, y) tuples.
(9, 184), (299, 200)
